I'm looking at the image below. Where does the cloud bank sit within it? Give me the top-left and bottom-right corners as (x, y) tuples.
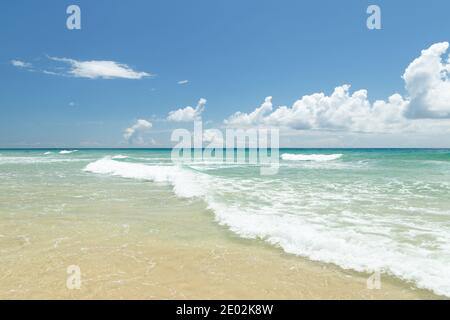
(225, 42), (450, 133)
(225, 88), (408, 133)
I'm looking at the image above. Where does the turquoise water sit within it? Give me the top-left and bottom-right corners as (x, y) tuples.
(1, 148), (450, 297)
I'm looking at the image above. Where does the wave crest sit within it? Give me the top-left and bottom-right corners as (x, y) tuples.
(59, 150), (78, 154)
(111, 155), (129, 159)
(84, 158), (208, 198)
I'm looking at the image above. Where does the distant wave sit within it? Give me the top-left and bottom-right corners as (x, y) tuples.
(44, 152), (53, 155)
(59, 150), (78, 154)
(112, 155), (129, 159)
(0, 157), (83, 164)
(281, 153), (343, 161)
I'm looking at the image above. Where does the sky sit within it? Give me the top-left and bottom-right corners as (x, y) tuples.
(1, 0), (450, 148)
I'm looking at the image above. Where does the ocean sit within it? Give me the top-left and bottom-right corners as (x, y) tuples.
(0, 148), (449, 298)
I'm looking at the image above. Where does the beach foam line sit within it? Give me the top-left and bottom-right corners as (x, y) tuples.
(281, 153), (343, 161)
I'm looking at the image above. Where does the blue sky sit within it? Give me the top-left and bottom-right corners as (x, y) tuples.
(1, 0), (450, 147)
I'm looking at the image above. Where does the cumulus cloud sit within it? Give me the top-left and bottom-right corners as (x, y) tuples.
(167, 98), (207, 122)
(124, 119), (153, 144)
(225, 42), (450, 133)
(225, 96), (274, 127)
(11, 60), (32, 68)
(227, 87), (408, 133)
(177, 80), (189, 85)
(49, 57), (151, 79)
(403, 42), (450, 118)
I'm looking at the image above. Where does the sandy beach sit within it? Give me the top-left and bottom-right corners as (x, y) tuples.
(0, 196), (439, 300)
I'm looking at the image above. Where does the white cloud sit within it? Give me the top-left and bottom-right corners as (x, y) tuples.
(403, 42), (450, 118)
(124, 119), (153, 144)
(167, 98), (207, 122)
(225, 96), (274, 127)
(43, 70), (63, 76)
(177, 80), (189, 85)
(49, 57), (151, 79)
(226, 88), (408, 133)
(11, 60), (32, 68)
(224, 42), (450, 133)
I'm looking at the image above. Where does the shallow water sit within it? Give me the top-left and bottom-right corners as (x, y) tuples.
(0, 148), (449, 298)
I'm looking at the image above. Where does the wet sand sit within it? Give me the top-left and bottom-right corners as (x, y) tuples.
(0, 198), (440, 300)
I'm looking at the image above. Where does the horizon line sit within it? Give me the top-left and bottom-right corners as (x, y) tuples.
(1, 147), (450, 150)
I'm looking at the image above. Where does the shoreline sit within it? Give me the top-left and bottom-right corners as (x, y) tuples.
(0, 203), (441, 300)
